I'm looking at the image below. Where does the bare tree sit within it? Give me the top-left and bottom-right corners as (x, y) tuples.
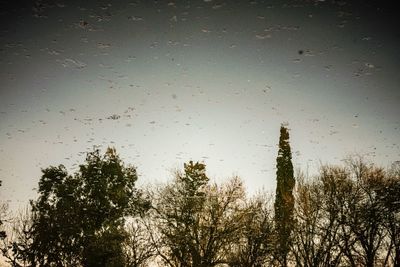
(291, 167), (349, 267)
(151, 161), (249, 267)
(124, 217), (157, 267)
(343, 157), (388, 267)
(0, 207), (35, 267)
(291, 158), (397, 267)
(226, 193), (274, 267)
(379, 162), (400, 266)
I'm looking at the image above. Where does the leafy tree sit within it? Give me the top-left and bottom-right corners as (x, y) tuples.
(22, 147), (147, 267)
(274, 125), (295, 266)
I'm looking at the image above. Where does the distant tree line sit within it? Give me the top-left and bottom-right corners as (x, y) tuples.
(0, 125), (399, 266)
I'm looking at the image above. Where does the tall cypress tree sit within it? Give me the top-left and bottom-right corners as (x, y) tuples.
(274, 125), (295, 266)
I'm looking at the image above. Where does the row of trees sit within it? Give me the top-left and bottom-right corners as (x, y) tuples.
(0, 126), (399, 266)
(293, 158), (400, 267)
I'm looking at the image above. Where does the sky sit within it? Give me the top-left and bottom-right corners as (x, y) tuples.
(0, 0), (399, 212)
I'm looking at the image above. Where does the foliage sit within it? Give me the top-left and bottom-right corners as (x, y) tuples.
(274, 125), (295, 266)
(2, 148), (148, 267)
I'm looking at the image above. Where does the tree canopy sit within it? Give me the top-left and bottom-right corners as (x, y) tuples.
(10, 148), (149, 267)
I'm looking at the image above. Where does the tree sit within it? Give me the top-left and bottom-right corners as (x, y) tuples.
(152, 161), (209, 267)
(341, 158), (392, 267)
(1, 208), (35, 267)
(290, 159), (399, 267)
(227, 194), (274, 267)
(381, 162), (400, 266)
(123, 217), (157, 267)
(25, 147), (148, 267)
(152, 161), (248, 267)
(197, 176), (248, 266)
(1, 180), (35, 267)
(291, 167), (350, 267)
(274, 125), (295, 266)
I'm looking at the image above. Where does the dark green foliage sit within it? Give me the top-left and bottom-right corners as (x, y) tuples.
(274, 125), (295, 266)
(180, 160), (209, 197)
(27, 147), (147, 267)
(82, 225), (127, 267)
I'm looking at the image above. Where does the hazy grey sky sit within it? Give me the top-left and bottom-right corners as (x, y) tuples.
(1, 0), (399, 211)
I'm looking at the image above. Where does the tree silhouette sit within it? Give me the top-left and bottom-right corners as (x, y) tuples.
(381, 162), (400, 266)
(274, 125), (295, 266)
(27, 147), (149, 267)
(152, 161), (250, 267)
(1, 131), (400, 266)
(227, 194), (274, 267)
(151, 161), (209, 266)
